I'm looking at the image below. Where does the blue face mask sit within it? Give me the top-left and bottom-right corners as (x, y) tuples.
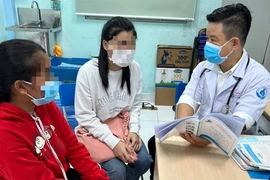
(23, 81), (59, 106)
(204, 39), (233, 64)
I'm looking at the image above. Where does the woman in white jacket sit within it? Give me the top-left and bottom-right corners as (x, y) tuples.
(75, 17), (152, 180)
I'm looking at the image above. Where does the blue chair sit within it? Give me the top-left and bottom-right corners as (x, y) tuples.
(175, 82), (187, 104)
(174, 83), (187, 119)
(59, 83), (77, 131)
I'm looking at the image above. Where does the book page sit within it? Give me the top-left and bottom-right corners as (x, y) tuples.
(239, 136), (270, 145)
(206, 113), (245, 137)
(154, 116), (199, 142)
(155, 120), (184, 140)
(197, 116), (238, 156)
(240, 143), (270, 170)
(234, 144), (256, 167)
(231, 151), (260, 171)
(160, 119), (199, 142)
(238, 136), (270, 170)
(154, 121), (179, 134)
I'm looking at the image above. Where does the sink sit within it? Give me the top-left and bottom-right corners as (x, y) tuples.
(5, 7), (62, 56)
(6, 22), (61, 33)
(19, 21), (53, 29)
(5, 8), (61, 33)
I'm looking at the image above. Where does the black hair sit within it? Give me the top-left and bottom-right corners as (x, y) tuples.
(0, 39), (46, 103)
(98, 16), (137, 95)
(206, 3), (252, 46)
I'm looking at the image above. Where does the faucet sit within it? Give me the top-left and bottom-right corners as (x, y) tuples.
(31, 1), (42, 26)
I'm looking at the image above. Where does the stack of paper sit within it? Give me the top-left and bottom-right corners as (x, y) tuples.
(232, 136), (270, 171)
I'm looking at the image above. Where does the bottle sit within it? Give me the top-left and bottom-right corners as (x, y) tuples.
(52, 0), (61, 11)
(51, 0), (54, 9)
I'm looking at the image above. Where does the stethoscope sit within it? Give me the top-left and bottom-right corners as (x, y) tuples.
(197, 57), (250, 114)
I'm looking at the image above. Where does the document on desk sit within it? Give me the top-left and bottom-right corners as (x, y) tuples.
(154, 113), (245, 156)
(233, 136), (270, 171)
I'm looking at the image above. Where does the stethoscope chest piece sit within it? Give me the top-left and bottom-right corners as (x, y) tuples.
(221, 104), (229, 114)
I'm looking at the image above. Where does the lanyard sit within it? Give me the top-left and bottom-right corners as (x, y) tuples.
(31, 113), (68, 180)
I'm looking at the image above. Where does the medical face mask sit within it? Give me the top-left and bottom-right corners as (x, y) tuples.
(23, 81), (59, 106)
(109, 49), (136, 67)
(204, 39), (234, 64)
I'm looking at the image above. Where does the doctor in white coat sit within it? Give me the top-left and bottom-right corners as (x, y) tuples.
(148, 3), (270, 179)
(178, 3), (270, 146)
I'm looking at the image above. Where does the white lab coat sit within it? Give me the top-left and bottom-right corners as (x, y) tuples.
(180, 50), (270, 126)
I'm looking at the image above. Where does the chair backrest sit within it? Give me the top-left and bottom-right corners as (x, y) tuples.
(175, 82), (187, 104)
(174, 82), (187, 119)
(59, 83), (76, 106)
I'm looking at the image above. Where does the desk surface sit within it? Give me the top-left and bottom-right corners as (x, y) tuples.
(155, 136), (250, 180)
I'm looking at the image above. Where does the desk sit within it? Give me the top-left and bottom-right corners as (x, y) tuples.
(258, 102), (270, 135)
(155, 136), (250, 180)
(263, 102), (270, 121)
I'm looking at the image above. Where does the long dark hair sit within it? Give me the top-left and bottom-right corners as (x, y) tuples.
(98, 16), (137, 95)
(0, 39), (45, 103)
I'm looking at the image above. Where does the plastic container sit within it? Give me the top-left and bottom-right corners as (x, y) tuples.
(50, 57), (90, 82)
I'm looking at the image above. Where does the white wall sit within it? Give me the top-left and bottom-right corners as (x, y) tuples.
(0, 0), (7, 42)
(14, 0), (222, 94)
(222, 0), (270, 66)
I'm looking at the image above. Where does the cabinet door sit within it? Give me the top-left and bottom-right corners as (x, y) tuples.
(222, 0), (270, 64)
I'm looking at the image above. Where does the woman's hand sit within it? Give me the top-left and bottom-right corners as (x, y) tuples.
(113, 141), (134, 163)
(127, 132), (141, 152)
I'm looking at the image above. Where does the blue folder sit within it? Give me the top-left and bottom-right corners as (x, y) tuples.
(248, 171), (270, 179)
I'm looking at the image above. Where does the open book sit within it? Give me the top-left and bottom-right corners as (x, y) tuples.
(154, 113), (245, 156)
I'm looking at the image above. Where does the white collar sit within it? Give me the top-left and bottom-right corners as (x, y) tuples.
(207, 49), (248, 78)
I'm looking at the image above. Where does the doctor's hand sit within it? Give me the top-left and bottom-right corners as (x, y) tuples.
(180, 132), (210, 147)
(127, 132), (142, 152)
(113, 141), (135, 163)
